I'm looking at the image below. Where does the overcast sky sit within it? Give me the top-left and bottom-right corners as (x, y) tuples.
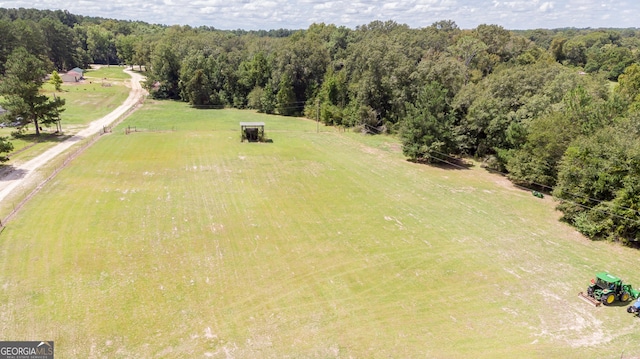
(0, 0), (637, 31)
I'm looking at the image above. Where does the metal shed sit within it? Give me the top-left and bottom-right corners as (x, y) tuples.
(240, 122), (265, 142)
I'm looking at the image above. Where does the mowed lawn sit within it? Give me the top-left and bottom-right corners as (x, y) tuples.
(0, 66), (132, 162)
(1, 102), (640, 357)
(56, 66), (132, 128)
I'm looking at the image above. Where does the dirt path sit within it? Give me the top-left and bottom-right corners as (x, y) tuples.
(0, 69), (147, 204)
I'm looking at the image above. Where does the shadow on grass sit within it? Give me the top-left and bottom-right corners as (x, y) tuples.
(608, 301), (635, 308)
(407, 157), (472, 170)
(0, 165), (28, 181)
(190, 104), (226, 110)
(14, 132), (72, 145)
(2, 132), (74, 168)
(243, 139), (274, 144)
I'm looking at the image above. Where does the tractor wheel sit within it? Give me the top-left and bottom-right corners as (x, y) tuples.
(621, 292), (631, 302)
(602, 293), (616, 305)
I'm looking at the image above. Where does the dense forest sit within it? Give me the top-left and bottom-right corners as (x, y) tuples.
(0, 7), (639, 245)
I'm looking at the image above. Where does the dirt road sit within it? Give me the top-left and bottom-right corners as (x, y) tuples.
(0, 69), (147, 204)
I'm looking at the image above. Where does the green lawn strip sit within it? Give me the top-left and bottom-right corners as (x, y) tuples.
(84, 66), (137, 81)
(50, 81), (129, 127)
(0, 67), (131, 164)
(116, 101), (327, 134)
(1, 103), (640, 357)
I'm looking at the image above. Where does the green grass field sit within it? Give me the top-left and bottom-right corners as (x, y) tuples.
(0, 66), (132, 162)
(1, 101), (640, 357)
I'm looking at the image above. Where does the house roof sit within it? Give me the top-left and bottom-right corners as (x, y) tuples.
(70, 67), (84, 74)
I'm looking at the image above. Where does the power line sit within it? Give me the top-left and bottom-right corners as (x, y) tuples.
(424, 149), (640, 226)
(190, 101), (307, 111)
(430, 148), (640, 214)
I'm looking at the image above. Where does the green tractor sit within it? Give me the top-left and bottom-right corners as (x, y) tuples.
(579, 272), (640, 306)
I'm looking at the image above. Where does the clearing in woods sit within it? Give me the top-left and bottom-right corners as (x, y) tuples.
(0, 67), (145, 219)
(1, 102), (640, 357)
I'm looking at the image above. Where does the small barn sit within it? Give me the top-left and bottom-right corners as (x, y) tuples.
(61, 68), (84, 83)
(240, 122), (266, 142)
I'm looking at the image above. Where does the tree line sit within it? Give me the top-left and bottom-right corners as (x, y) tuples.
(0, 7), (639, 245)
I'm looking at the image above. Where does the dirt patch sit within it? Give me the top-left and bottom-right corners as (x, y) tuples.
(359, 144), (378, 155)
(385, 142), (402, 153)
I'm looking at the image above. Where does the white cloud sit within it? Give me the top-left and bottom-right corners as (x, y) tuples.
(539, 2), (554, 11)
(199, 7), (218, 14)
(382, 2), (399, 10)
(0, 0), (638, 30)
(242, 0), (278, 11)
(313, 2), (334, 10)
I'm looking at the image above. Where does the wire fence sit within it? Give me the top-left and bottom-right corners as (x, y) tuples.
(424, 149), (640, 227)
(0, 96), (145, 232)
(0, 129), (104, 229)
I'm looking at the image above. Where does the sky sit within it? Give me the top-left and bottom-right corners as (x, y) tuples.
(0, 0), (638, 31)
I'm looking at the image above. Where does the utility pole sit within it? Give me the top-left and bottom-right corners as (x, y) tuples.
(316, 99), (320, 133)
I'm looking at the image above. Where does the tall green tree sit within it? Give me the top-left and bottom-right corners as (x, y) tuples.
(87, 25), (115, 65)
(276, 72), (296, 116)
(553, 126), (640, 243)
(273, 30), (330, 115)
(0, 136), (13, 162)
(49, 70), (63, 91)
(0, 48), (65, 136)
(238, 52), (271, 93)
(180, 69), (213, 106)
(146, 42), (181, 99)
(452, 62), (572, 159)
(132, 34), (154, 71)
(247, 86), (264, 111)
(316, 67), (348, 125)
(343, 30), (416, 127)
(617, 63), (640, 104)
(39, 17), (76, 70)
(421, 20), (460, 53)
(178, 51), (218, 106)
(115, 34), (137, 68)
(585, 44), (635, 80)
(260, 82), (277, 114)
(401, 82), (456, 162)
(448, 35), (487, 83)
(0, 20), (19, 74)
(12, 19), (48, 62)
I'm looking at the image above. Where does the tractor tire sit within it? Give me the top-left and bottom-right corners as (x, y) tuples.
(621, 292), (631, 302)
(602, 293), (616, 305)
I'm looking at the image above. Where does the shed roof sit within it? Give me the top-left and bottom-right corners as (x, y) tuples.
(240, 122), (265, 127)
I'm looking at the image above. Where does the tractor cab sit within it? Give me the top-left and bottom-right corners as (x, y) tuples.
(580, 272), (639, 306)
(593, 272), (622, 291)
(585, 272), (636, 305)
